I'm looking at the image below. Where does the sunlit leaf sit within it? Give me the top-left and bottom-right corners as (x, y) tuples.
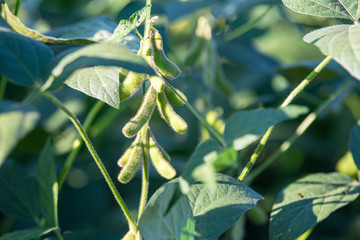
(270, 172), (360, 240)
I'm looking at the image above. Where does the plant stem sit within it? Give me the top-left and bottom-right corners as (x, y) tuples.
(144, 0), (152, 37)
(14, 0), (21, 16)
(58, 100), (104, 190)
(54, 230), (64, 240)
(41, 91), (137, 232)
(138, 125), (150, 222)
(164, 79), (227, 147)
(245, 79), (354, 183)
(0, 75), (6, 100)
(238, 55), (333, 182)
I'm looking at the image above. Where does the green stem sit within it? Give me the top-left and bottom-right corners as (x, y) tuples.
(138, 125), (150, 222)
(245, 80), (354, 183)
(54, 230), (64, 240)
(41, 91), (137, 232)
(238, 55), (333, 182)
(144, 0), (152, 37)
(164, 79), (227, 147)
(58, 100), (104, 190)
(0, 75), (6, 100)
(14, 0), (21, 16)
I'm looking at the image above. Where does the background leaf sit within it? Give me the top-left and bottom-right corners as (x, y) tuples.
(0, 28), (53, 86)
(0, 160), (41, 220)
(65, 66), (121, 109)
(270, 172), (360, 240)
(0, 100), (40, 165)
(224, 105), (309, 151)
(350, 122), (360, 170)
(37, 139), (59, 227)
(282, 0), (360, 20)
(0, 226), (57, 240)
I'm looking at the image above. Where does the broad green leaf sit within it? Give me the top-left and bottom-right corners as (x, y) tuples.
(37, 140), (59, 227)
(139, 174), (263, 240)
(0, 28), (53, 86)
(0, 160), (41, 220)
(282, 0), (360, 21)
(0, 226), (57, 240)
(107, 5), (150, 42)
(0, 100), (40, 165)
(224, 105), (309, 151)
(270, 172), (360, 240)
(303, 24), (360, 81)
(0, 2), (96, 45)
(350, 122), (360, 170)
(138, 180), (195, 240)
(65, 66), (121, 109)
(43, 43), (154, 91)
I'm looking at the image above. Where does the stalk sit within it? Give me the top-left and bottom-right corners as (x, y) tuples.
(138, 125), (150, 221)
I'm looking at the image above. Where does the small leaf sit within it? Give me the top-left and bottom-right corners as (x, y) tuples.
(0, 160), (41, 220)
(282, 0), (360, 21)
(0, 226), (57, 240)
(0, 28), (53, 86)
(0, 100), (40, 165)
(303, 24), (360, 81)
(224, 105), (309, 151)
(37, 140), (59, 227)
(270, 172), (360, 240)
(43, 43), (154, 91)
(65, 66), (121, 109)
(350, 122), (360, 170)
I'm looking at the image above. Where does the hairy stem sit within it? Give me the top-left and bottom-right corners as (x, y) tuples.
(238, 55), (333, 182)
(138, 125), (150, 222)
(54, 229), (64, 240)
(0, 75), (6, 100)
(42, 91), (137, 231)
(58, 100), (104, 190)
(14, 0), (21, 16)
(164, 79), (227, 147)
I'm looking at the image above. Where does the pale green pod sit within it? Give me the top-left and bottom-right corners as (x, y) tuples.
(117, 137), (138, 167)
(122, 86), (157, 138)
(121, 231), (135, 240)
(156, 91), (187, 134)
(164, 85), (187, 105)
(120, 71), (145, 101)
(149, 76), (165, 93)
(118, 134), (143, 183)
(149, 133), (176, 179)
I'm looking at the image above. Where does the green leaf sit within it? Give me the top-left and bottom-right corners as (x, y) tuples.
(224, 105), (309, 151)
(0, 226), (57, 240)
(139, 174), (263, 240)
(0, 100), (40, 165)
(304, 24), (360, 81)
(37, 139), (59, 227)
(0, 160), (41, 220)
(350, 122), (360, 170)
(282, 0), (360, 21)
(270, 172), (360, 240)
(0, 2), (96, 45)
(65, 66), (121, 109)
(59, 229), (123, 240)
(43, 43), (154, 91)
(0, 28), (53, 86)
(107, 5), (151, 43)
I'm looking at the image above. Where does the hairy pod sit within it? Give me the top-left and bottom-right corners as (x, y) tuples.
(149, 132), (176, 179)
(122, 86), (157, 138)
(156, 91), (187, 134)
(121, 231), (135, 240)
(143, 27), (181, 79)
(118, 134), (143, 183)
(120, 71), (145, 101)
(117, 137), (139, 167)
(164, 85), (187, 105)
(149, 76), (165, 92)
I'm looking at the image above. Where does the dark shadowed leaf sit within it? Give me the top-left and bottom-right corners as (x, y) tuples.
(350, 122), (360, 170)
(0, 100), (40, 165)
(0, 227), (57, 240)
(224, 105), (309, 151)
(59, 229), (123, 240)
(270, 172), (360, 240)
(214, 0), (278, 18)
(0, 28), (53, 86)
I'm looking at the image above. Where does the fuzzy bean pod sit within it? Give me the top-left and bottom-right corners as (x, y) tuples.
(121, 231), (135, 240)
(149, 76), (165, 93)
(164, 85), (187, 105)
(156, 91), (187, 134)
(120, 71), (145, 101)
(122, 86), (157, 138)
(117, 137), (138, 167)
(149, 132), (176, 179)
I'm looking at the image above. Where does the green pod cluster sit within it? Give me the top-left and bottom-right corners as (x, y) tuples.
(142, 27), (181, 79)
(149, 132), (176, 179)
(119, 70), (145, 101)
(122, 86), (157, 138)
(149, 76), (165, 93)
(156, 91), (187, 134)
(118, 134), (143, 183)
(164, 85), (187, 105)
